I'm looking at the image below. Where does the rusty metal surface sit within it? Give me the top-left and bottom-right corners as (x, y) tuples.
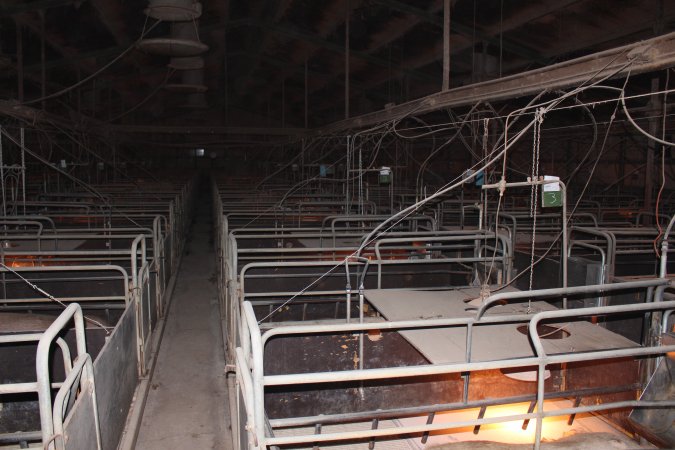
(317, 31), (675, 133)
(262, 329), (563, 420)
(263, 330), (463, 419)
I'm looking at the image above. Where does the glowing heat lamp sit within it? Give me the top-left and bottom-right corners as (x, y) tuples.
(423, 402), (576, 446)
(488, 404), (539, 441)
(482, 403), (573, 444)
(10, 260), (36, 268)
(6, 255), (54, 268)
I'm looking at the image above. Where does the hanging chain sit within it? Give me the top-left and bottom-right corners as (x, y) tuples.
(529, 120), (538, 219)
(528, 109), (545, 309)
(482, 117), (489, 156)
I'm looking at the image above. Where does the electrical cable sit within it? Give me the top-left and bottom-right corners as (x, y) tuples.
(5, 94), (166, 188)
(0, 127), (145, 228)
(0, 261), (112, 333)
(415, 103), (480, 199)
(356, 93), (555, 261)
(107, 68), (176, 123)
(22, 20), (162, 106)
(253, 137), (329, 190)
(621, 84), (675, 147)
(45, 119), (164, 198)
(358, 67), (636, 296)
(258, 53), (642, 322)
(493, 78), (629, 293)
(654, 69), (670, 254)
(562, 94), (598, 184)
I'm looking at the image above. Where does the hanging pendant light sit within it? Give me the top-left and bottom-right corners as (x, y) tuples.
(168, 56), (205, 71)
(165, 68), (208, 93)
(138, 21), (208, 56)
(145, 0), (202, 21)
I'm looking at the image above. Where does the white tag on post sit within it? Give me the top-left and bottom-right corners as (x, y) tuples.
(542, 175), (560, 192)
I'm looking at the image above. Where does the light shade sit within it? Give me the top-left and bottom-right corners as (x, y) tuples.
(145, 0), (202, 21)
(138, 22), (208, 56)
(169, 56), (205, 70)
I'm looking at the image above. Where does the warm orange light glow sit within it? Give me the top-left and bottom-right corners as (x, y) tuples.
(9, 260), (36, 267)
(338, 247), (430, 261)
(399, 399), (623, 447)
(71, 217), (91, 223)
(483, 404), (541, 443)
(6, 255), (56, 268)
(471, 402), (602, 444)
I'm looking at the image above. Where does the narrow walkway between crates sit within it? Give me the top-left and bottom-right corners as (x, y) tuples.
(136, 186), (232, 449)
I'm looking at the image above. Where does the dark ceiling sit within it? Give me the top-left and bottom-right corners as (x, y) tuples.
(1, 0), (674, 129)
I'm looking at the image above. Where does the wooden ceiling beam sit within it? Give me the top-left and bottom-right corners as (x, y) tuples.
(315, 31), (675, 134)
(308, 0), (588, 115)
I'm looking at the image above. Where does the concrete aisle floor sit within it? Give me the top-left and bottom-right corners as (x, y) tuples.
(136, 189), (232, 449)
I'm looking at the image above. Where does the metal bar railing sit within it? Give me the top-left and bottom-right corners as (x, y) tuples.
(236, 280), (675, 449)
(51, 354), (102, 450)
(528, 299), (675, 447)
(0, 265), (130, 305)
(35, 304), (88, 447)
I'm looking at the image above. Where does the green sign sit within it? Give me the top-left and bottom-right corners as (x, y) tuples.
(542, 190), (562, 207)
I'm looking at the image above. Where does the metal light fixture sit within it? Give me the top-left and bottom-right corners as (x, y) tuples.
(145, 0), (202, 21)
